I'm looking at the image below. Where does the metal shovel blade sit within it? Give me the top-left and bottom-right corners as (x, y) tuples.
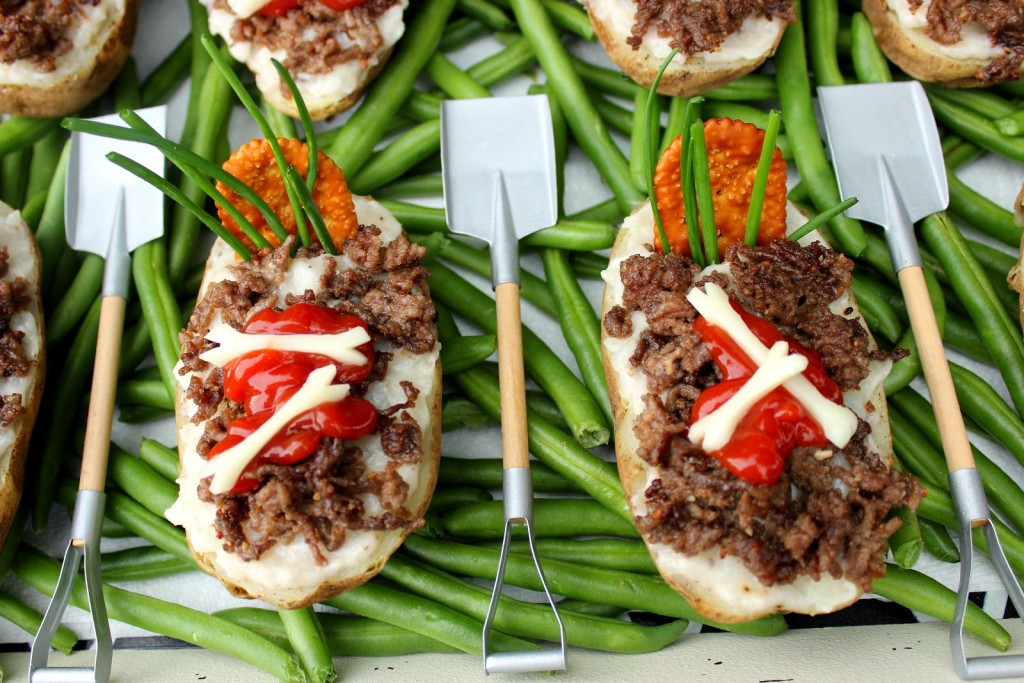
(440, 97), (566, 675)
(819, 84), (1024, 680)
(32, 105), (167, 683)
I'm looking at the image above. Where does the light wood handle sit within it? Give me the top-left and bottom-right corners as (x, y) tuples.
(79, 295), (126, 493)
(898, 266), (975, 472)
(495, 282), (530, 471)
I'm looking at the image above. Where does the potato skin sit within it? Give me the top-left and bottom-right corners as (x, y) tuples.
(586, 0), (787, 97)
(0, 0), (139, 117)
(0, 203), (44, 545)
(600, 203), (893, 623)
(1008, 183), (1024, 333)
(862, 0), (1019, 87)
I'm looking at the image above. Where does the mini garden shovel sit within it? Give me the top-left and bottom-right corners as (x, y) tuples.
(31, 105), (167, 683)
(440, 95), (567, 674)
(818, 81), (1024, 680)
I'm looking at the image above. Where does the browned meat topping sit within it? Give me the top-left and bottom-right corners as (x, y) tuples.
(182, 224), (435, 564)
(214, 0), (401, 76)
(0, 0), (99, 72)
(604, 238), (922, 590)
(628, 0), (795, 54)
(0, 250), (32, 380)
(0, 392), (22, 426)
(908, 0), (1024, 81)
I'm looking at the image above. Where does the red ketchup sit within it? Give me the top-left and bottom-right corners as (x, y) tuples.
(208, 303), (377, 494)
(688, 302), (842, 486)
(258, 0), (368, 16)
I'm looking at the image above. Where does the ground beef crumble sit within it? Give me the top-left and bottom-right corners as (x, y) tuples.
(0, 0), (99, 72)
(213, 0), (401, 76)
(0, 245), (33, 425)
(907, 0), (1024, 82)
(182, 225), (436, 564)
(604, 238), (922, 590)
(628, 0), (795, 55)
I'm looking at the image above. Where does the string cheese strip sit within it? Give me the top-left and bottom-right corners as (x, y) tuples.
(201, 365), (350, 494)
(227, 0), (272, 18)
(200, 323), (371, 367)
(689, 342), (808, 451)
(686, 282), (859, 448)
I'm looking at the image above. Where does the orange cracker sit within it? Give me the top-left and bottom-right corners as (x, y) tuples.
(653, 118), (787, 257)
(216, 137), (358, 252)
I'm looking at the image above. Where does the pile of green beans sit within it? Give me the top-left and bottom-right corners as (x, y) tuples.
(4, 0), (1024, 679)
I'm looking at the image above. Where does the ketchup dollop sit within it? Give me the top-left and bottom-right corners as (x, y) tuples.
(208, 303), (378, 494)
(257, 0), (367, 16)
(688, 302), (842, 486)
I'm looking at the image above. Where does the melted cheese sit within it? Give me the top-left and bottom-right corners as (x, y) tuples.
(202, 366), (350, 494)
(227, 0), (271, 18)
(686, 282), (858, 448)
(199, 323), (370, 367)
(688, 342), (807, 452)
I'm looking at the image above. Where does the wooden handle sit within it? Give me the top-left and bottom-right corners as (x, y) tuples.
(898, 266), (975, 472)
(79, 295), (126, 493)
(495, 282), (530, 471)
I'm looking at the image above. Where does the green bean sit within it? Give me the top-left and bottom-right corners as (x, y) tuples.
(500, 538), (659, 574)
(33, 140), (70, 293)
(31, 296), (99, 530)
(46, 254), (102, 342)
(775, 8), (866, 256)
(0, 116), (56, 157)
(374, 174), (443, 200)
(872, 564), (1010, 651)
(14, 545), (305, 681)
(443, 499), (640, 539)
(887, 504), (922, 569)
(382, 554), (687, 653)
(542, 247), (612, 423)
(927, 91), (1024, 163)
(890, 392), (1024, 535)
(441, 396), (491, 431)
(402, 536), (786, 636)
(570, 250), (612, 279)
(88, 481), (193, 563)
(55, 480), (132, 538)
(439, 18), (490, 52)
(215, 608), (460, 655)
(466, 35), (537, 88)
(117, 405), (173, 423)
(567, 197), (622, 223)
(440, 333), (497, 374)
(944, 311), (993, 363)
(946, 362), (1024, 468)
(427, 52), (491, 99)
(456, 365), (626, 514)
(262, 95), (298, 138)
(592, 90), (634, 135)
(850, 277), (903, 343)
(946, 167), (1022, 247)
(807, 0), (846, 87)
(556, 600), (626, 618)
(325, 581), (537, 656)
(512, 0), (643, 214)
(101, 545), (193, 582)
(995, 109), (1024, 136)
(490, 0), (595, 39)
(133, 240), (181, 403)
(430, 236), (557, 315)
(703, 74), (778, 101)
(117, 378), (174, 410)
(967, 238), (1017, 278)
(328, 0), (457, 175)
(0, 588), (78, 654)
(920, 212), (1024, 415)
(114, 54), (141, 111)
(919, 517), (960, 564)
(428, 486), (493, 511)
(521, 218), (615, 250)
(437, 456), (580, 493)
(180, 0), (212, 151)
(944, 138), (983, 170)
(25, 128), (64, 203)
(139, 438), (179, 481)
(926, 84), (1017, 120)
(429, 261), (610, 447)
(280, 607), (336, 683)
(108, 443), (178, 516)
(850, 11), (892, 83)
(141, 33), (192, 107)
(118, 316), (153, 377)
(0, 148), (29, 209)
(456, 0), (511, 29)
(20, 190), (46, 230)
(529, 82), (567, 210)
